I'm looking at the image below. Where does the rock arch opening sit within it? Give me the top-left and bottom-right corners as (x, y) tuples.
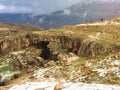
(32, 41), (50, 59)
(40, 41), (50, 59)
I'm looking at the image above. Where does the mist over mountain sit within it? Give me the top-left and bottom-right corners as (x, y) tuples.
(30, 1), (120, 29)
(0, 0), (120, 29)
(0, 0), (81, 15)
(0, 0), (119, 15)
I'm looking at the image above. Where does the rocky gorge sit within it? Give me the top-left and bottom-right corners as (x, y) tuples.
(0, 18), (120, 89)
(1, 30), (120, 59)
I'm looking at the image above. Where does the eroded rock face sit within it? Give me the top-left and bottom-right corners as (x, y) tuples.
(0, 32), (120, 58)
(26, 33), (120, 58)
(0, 31), (120, 86)
(0, 36), (30, 55)
(78, 41), (105, 58)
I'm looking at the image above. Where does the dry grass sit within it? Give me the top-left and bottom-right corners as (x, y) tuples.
(33, 24), (120, 46)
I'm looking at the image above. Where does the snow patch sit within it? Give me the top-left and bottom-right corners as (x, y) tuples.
(96, 68), (107, 77)
(11, 50), (25, 55)
(88, 32), (101, 40)
(9, 81), (120, 90)
(112, 60), (120, 66)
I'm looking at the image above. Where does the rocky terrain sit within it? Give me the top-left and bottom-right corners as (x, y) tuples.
(0, 17), (120, 90)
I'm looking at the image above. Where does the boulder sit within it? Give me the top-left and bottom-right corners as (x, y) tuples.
(54, 83), (64, 90)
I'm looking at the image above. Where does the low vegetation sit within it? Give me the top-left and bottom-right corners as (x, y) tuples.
(0, 17), (120, 89)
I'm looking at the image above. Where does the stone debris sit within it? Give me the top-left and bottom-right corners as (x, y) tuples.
(33, 53), (120, 85)
(57, 53), (79, 66)
(0, 40), (120, 89)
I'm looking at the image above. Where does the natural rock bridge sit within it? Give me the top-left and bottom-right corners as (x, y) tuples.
(0, 32), (120, 58)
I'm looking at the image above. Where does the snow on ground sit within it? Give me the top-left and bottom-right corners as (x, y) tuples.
(88, 32), (101, 40)
(76, 21), (120, 26)
(7, 51), (120, 90)
(76, 21), (109, 26)
(9, 80), (120, 90)
(11, 50), (25, 55)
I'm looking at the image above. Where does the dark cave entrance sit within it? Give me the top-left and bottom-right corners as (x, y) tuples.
(33, 41), (50, 59)
(40, 41), (50, 59)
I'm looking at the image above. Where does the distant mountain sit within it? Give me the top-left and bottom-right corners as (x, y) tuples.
(32, 1), (120, 29)
(0, 13), (32, 24)
(0, 1), (120, 29)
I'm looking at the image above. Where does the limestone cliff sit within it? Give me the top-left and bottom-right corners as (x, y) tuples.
(0, 31), (120, 58)
(0, 21), (120, 58)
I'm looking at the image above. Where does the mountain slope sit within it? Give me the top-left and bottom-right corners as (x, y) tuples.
(0, 1), (120, 29)
(0, 13), (32, 24)
(32, 1), (120, 29)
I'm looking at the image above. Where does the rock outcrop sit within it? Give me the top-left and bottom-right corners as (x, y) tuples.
(0, 35), (30, 55)
(26, 33), (120, 58)
(0, 32), (120, 58)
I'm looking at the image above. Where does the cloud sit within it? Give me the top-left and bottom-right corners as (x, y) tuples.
(63, 9), (71, 15)
(0, 4), (5, 10)
(0, 0), (80, 14)
(0, 0), (119, 15)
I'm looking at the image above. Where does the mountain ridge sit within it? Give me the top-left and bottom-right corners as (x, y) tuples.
(0, 1), (120, 29)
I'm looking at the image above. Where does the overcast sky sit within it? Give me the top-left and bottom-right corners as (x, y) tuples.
(0, 0), (81, 15)
(0, 0), (118, 15)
